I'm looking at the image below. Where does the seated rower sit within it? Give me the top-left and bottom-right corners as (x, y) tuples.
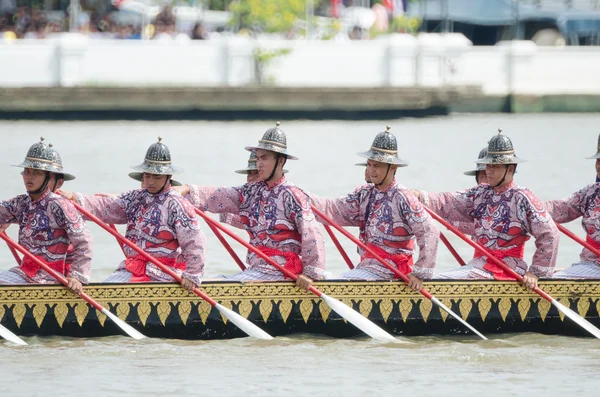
(417, 129), (559, 289)
(546, 133), (600, 278)
(175, 122), (326, 290)
(60, 137), (205, 292)
(311, 126), (439, 291)
(0, 137), (92, 294)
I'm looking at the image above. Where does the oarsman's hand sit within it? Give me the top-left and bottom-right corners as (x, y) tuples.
(522, 271), (538, 290)
(66, 277), (83, 295)
(95, 193), (118, 198)
(172, 185), (190, 196)
(56, 190), (75, 201)
(180, 277), (197, 292)
(407, 272), (423, 291)
(0, 224), (9, 233)
(295, 274), (313, 291)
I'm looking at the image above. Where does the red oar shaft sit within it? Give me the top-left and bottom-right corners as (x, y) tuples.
(556, 223), (600, 257)
(439, 232), (466, 266)
(323, 224), (354, 269)
(0, 232), (104, 311)
(71, 202), (219, 306)
(5, 241), (21, 265)
(422, 207), (556, 302)
(207, 222), (246, 271)
(194, 208), (323, 297)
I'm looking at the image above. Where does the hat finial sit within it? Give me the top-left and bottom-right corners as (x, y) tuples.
(498, 128), (503, 135)
(158, 136), (163, 143)
(275, 121), (281, 127)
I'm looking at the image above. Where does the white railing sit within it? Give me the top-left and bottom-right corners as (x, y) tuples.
(1, 33), (600, 95)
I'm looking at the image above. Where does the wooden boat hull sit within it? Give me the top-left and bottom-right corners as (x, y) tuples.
(1, 279), (599, 339)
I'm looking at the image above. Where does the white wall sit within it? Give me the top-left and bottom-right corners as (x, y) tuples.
(1, 33), (600, 95)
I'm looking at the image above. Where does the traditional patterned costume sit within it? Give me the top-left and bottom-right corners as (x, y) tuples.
(0, 138), (92, 284)
(420, 130), (559, 280)
(311, 126), (439, 280)
(187, 122), (327, 281)
(546, 133), (600, 278)
(74, 138), (205, 286)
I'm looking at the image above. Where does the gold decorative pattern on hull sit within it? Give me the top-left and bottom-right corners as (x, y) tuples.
(517, 299), (529, 322)
(32, 304), (47, 328)
(73, 303), (89, 326)
(279, 300), (293, 323)
(419, 299), (432, 322)
(259, 300), (273, 323)
(198, 301), (212, 325)
(178, 301), (192, 325)
(137, 301), (151, 326)
(13, 303), (26, 327)
(538, 298), (551, 321)
(478, 298), (492, 321)
(459, 299), (472, 320)
(54, 303), (68, 328)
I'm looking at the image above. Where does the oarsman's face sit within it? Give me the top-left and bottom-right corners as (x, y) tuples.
(476, 170), (488, 185)
(143, 173), (169, 194)
(595, 159), (600, 179)
(366, 160), (396, 185)
(485, 164), (514, 187)
(246, 170), (260, 183)
(21, 168), (47, 192)
(256, 149), (282, 181)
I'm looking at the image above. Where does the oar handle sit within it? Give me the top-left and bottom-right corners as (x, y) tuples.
(194, 208), (323, 297)
(70, 201), (218, 306)
(323, 224), (354, 269)
(0, 232), (105, 311)
(422, 207), (554, 303)
(556, 223), (600, 258)
(310, 205), (433, 299)
(439, 232), (466, 266)
(206, 222), (246, 271)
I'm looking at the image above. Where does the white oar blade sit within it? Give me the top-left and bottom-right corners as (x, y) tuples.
(551, 299), (600, 339)
(0, 324), (27, 346)
(102, 308), (147, 340)
(431, 297), (488, 340)
(215, 303), (273, 340)
(321, 293), (406, 343)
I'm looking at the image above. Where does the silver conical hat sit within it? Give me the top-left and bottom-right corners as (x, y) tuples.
(130, 137), (184, 175)
(356, 125), (409, 166)
(586, 133), (600, 159)
(12, 137), (76, 180)
(355, 163), (367, 166)
(464, 146), (488, 176)
(476, 129), (527, 165)
(245, 122), (298, 160)
(128, 172), (181, 187)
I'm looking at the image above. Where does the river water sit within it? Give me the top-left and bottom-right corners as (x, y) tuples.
(0, 114), (599, 396)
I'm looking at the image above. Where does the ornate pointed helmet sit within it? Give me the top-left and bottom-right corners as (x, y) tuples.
(586, 133), (600, 159)
(235, 151), (259, 174)
(130, 137), (184, 175)
(244, 121), (298, 160)
(128, 172), (181, 186)
(12, 137), (76, 180)
(476, 129), (527, 165)
(356, 125), (409, 166)
(464, 146), (488, 176)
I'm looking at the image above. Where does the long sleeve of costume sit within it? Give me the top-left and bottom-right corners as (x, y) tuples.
(309, 189), (364, 227)
(518, 191), (559, 277)
(400, 192), (439, 279)
(287, 188), (327, 280)
(0, 196), (24, 225)
(173, 199), (205, 286)
(52, 199), (93, 284)
(545, 185), (589, 223)
(74, 193), (128, 224)
(219, 213), (245, 229)
(420, 188), (476, 224)
(187, 184), (241, 214)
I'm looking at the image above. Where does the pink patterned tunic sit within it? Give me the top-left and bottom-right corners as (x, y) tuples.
(421, 181), (559, 278)
(311, 179), (439, 279)
(75, 188), (205, 285)
(546, 183), (600, 265)
(0, 189), (92, 283)
(219, 213), (245, 230)
(187, 176), (327, 280)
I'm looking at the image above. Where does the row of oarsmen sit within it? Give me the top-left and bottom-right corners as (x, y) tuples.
(0, 123), (598, 295)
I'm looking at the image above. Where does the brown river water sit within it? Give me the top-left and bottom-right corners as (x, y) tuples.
(0, 114), (599, 396)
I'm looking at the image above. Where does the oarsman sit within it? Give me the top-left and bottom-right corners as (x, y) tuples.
(545, 133), (600, 278)
(175, 122), (327, 290)
(0, 137), (92, 294)
(59, 137), (205, 291)
(416, 129), (559, 289)
(310, 126), (439, 291)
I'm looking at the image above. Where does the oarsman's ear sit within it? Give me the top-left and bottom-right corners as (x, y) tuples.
(508, 164), (517, 175)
